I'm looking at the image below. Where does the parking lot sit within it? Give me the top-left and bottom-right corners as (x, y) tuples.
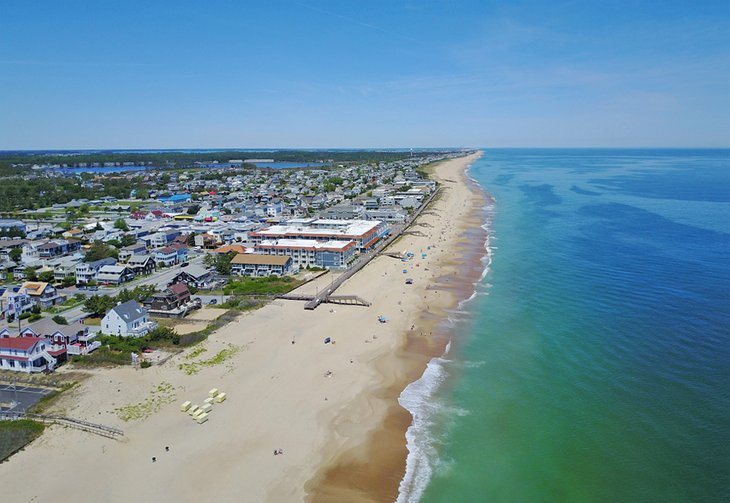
(0, 384), (53, 412)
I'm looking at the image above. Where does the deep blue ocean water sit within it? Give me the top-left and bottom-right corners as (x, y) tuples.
(398, 149), (730, 503)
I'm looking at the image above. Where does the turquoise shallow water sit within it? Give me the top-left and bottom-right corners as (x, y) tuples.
(398, 149), (730, 503)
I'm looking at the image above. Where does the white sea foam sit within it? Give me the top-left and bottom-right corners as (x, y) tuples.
(396, 357), (450, 503)
(396, 165), (496, 503)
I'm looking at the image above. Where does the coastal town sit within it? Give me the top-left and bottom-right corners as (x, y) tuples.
(0, 150), (467, 376)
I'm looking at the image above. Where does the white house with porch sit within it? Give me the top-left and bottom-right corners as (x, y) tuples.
(102, 300), (157, 337)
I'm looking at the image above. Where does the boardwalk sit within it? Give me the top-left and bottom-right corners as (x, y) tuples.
(302, 186), (440, 310)
(1, 411), (124, 439)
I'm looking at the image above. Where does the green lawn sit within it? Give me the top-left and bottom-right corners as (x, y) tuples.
(223, 276), (303, 296)
(0, 420), (45, 462)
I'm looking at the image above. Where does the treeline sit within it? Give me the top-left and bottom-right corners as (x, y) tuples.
(0, 149), (448, 174)
(0, 174), (156, 211)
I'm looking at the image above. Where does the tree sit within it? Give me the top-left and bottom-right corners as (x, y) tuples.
(83, 295), (116, 317)
(119, 234), (137, 247)
(114, 218), (129, 232)
(186, 232), (197, 246)
(213, 252), (235, 275)
(62, 275), (76, 287)
(24, 266), (39, 281)
(187, 204), (201, 215)
(38, 270), (55, 283)
(84, 240), (118, 262)
(9, 247), (22, 263)
(52, 315), (68, 325)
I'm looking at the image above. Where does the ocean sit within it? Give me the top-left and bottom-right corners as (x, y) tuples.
(398, 149), (730, 503)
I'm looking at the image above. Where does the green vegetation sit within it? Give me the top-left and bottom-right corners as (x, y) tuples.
(114, 381), (176, 421)
(72, 326), (179, 367)
(51, 315), (68, 325)
(178, 344), (240, 375)
(113, 218), (129, 231)
(185, 347), (208, 360)
(223, 276), (303, 296)
(0, 420), (46, 462)
(204, 251), (235, 275)
(83, 240), (118, 263)
(83, 285), (157, 317)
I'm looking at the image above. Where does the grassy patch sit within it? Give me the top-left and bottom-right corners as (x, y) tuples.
(178, 344), (240, 375)
(224, 276), (303, 296)
(113, 381), (176, 422)
(84, 317), (102, 326)
(0, 420), (45, 462)
(185, 347), (207, 360)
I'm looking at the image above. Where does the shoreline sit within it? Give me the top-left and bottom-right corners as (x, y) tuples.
(0, 153), (488, 503)
(305, 152), (489, 502)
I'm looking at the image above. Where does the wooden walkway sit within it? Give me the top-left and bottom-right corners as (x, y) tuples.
(0, 411), (124, 440)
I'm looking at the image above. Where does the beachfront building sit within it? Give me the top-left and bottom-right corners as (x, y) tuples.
(254, 239), (356, 269)
(249, 219), (390, 253)
(144, 283), (200, 318)
(0, 332), (57, 373)
(102, 300), (156, 337)
(21, 318), (101, 357)
(230, 253), (294, 277)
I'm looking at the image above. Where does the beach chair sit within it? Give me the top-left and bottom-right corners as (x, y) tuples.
(215, 392), (227, 403)
(204, 397), (215, 405)
(208, 388), (219, 397)
(196, 413), (209, 424)
(201, 403), (213, 413)
(188, 405), (200, 416)
(180, 400), (191, 412)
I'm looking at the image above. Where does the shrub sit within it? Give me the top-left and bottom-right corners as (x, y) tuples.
(52, 315), (69, 325)
(140, 361), (152, 368)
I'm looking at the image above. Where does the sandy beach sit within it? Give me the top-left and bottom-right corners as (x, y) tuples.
(0, 152), (486, 503)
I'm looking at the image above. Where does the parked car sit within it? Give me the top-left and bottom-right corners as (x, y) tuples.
(180, 262), (189, 267)
(208, 299), (218, 305)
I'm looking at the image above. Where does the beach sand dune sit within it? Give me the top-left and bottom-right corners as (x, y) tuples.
(0, 153), (486, 503)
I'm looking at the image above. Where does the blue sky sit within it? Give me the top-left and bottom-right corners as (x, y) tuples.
(1, 0), (729, 148)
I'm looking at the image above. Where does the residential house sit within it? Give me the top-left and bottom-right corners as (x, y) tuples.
(36, 239), (80, 259)
(21, 281), (65, 309)
(213, 244), (247, 255)
(230, 254), (294, 277)
(153, 247), (179, 267)
(144, 283), (200, 318)
(118, 242), (147, 262)
(21, 318), (100, 357)
(76, 257), (116, 285)
(170, 265), (214, 289)
(0, 330), (57, 373)
(0, 239), (30, 262)
(101, 300), (156, 337)
(96, 265), (135, 286)
(127, 254), (155, 276)
(20, 318), (101, 360)
(0, 286), (34, 319)
(0, 219), (27, 235)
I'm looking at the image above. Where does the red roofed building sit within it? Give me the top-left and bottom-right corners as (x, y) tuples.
(0, 330), (58, 373)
